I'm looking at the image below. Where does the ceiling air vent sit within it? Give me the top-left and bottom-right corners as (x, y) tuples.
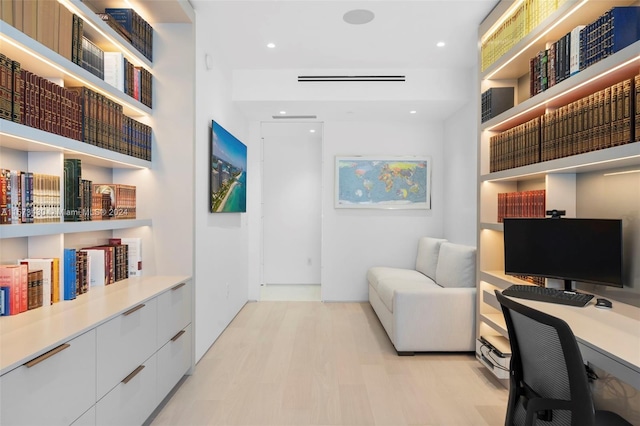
(298, 75), (405, 82)
(271, 115), (318, 119)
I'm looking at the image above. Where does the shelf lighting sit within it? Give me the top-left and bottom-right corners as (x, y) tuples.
(484, 154), (640, 183)
(484, 55), (640, 132)
(0, 130), (149, 169)
(484, 0), (588, 80)
(0, 33), (150, 118)
(603, 169), (640, 177)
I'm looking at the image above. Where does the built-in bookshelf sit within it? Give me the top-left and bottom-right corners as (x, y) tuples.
(0, 0), (153, 300)
(0, 0), (195, 422)
(476, 0), (640, 383)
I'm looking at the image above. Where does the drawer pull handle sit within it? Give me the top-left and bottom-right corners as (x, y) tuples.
(171, 329), (186, 342)
(122, 365), (145, 384)
(24, 343), (71, 368)
(172, 282), (186, 291)
(123, 304), (145, 316)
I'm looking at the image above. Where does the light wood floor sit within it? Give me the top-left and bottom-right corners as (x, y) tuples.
(149, 301), (509, 426)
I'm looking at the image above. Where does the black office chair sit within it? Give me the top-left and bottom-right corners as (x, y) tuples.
(495, 290), (631, 426)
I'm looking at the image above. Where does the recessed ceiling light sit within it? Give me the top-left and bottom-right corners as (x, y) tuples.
(310, 129), (316, 133)
(436, 41), (446, 47)
(410, 110), (417, 114)
(343, 9), (375, 25)
(267, 43), (276, 49)
(279, 111), (286, 115)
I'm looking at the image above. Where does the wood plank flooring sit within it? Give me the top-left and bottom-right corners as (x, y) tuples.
(149, 301), (509, 426)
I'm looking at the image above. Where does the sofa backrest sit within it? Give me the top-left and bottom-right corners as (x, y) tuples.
(435, 242), (477, 288)
(415, 237), (447, 280)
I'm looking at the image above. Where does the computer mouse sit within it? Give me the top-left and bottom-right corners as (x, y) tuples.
(595, 298), (612, 309)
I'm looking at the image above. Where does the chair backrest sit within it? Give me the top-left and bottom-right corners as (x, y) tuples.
(495, 291), (596, 426)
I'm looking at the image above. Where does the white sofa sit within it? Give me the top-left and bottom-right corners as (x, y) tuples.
(367, 237), (477, 355)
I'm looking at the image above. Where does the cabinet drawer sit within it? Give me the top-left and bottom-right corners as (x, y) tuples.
(0, 330), (96, 426)
(96, 298), (158, 399)
(71, 406), (96, 426)
(96, 354), (158, 426)
(157, 280), (192, 346)
(157, 323), (193, 402)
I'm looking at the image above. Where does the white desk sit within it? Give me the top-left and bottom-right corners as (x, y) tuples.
(505, 294), (640, 390)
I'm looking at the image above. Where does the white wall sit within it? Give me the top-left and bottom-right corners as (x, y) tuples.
(262, 122), (322, 285)
(194, 12), (252, 362)
(115, 23), (195, 278)
(320, 120), (445, 301)
(442, 86), (478, 246)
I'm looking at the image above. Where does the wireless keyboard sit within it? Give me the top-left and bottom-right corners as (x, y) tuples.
(502, 284), (594, 307)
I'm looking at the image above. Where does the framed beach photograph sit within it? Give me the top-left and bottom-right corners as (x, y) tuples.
(210, 120), (247, 213)
(335, 156), (431, 209)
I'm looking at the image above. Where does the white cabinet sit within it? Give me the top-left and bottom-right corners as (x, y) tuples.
(96, 298), (158, 399)
(157, 323), (193, 402)
(0, 276), (193, 426)
(70, 407), (96, 426)
(0, 330), (96, 426)
(157, 280), (191, 346)
(96, 353), (158, 426)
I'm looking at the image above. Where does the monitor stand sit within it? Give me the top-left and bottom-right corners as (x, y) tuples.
(563, 279), (578, 294)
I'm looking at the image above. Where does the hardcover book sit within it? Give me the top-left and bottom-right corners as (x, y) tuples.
(63, 248), (77, 300)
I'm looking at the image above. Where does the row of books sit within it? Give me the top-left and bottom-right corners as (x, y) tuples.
(66, 85), (152, 160)
(481, 87), (514, 123)
(529, 7), (639, 98)
(490, 117), (541, 172)
(0, 1), (153, 65)
(497, 190), (546, 223)
(490, 76), (638, 172)
(0, 52), (153, 160)
(540, 79), (634, 161)
(0, 264), (45, 315)
(103, 52), (153, 108)
(481, 0), (566, 72)
(0, 169), (60, 225)
(580, 7), (640, 70)
(0, 238), (142, 316)
(104, 8), (153, 62)
(63, 159), (137, 222)
(0, 0), (76, 64)
(81, 36), (104, 80)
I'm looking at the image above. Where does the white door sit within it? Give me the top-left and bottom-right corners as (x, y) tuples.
(262, 122), (322, 285)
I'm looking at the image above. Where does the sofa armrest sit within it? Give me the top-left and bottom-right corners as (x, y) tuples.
(392, 287), (477, 352)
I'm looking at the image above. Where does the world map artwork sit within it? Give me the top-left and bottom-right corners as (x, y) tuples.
(336, 157), (430, 209)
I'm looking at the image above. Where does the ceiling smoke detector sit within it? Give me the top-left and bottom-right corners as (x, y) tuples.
(343, 9), (375, 25)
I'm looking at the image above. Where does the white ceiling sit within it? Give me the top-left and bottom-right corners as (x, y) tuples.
(191, 0), (499, 122)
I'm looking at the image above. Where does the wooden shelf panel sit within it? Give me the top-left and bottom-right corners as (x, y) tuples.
(0, 121), (151, 169)
(480, 313), (507, 335)
(480, 222), (504, 232)
(480, 142), (640, 182)
(480, 270), (532, 289)
(0, 219), (152, 239)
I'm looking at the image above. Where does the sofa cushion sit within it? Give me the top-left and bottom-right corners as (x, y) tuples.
(415, 237), (447, 280)
(435, 242), (476, 288)
(376, 275), (439, 313)
(367, 267), (428, 293)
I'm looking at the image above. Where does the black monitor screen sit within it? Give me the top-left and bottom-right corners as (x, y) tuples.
(503, 218), (623, 288)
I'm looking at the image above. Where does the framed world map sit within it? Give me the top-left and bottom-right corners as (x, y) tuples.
(335, 156), (431, 209)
